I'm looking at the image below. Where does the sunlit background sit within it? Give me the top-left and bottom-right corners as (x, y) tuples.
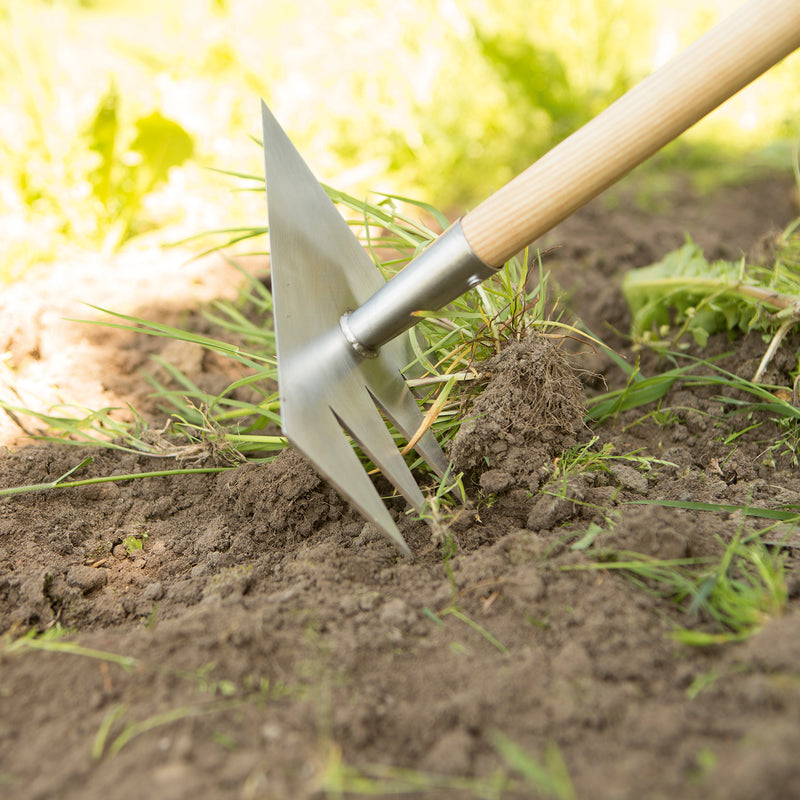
(1, 0), (799, 281)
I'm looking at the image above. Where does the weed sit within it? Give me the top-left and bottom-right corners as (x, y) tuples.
(318, 744), (507, 799)
(622, 202), (800, 392)
(415, 473), (510, 656)
(587, 350), (800, 452)
(92, 698), (249, 760)
(549, 435), (675, 484)
(318, 735), (575, 799)
(586, 357), (696, 424)
(623, 226), (800, 358)
(490, 733), (576, 800)
(0, 456), (228, 499)
(3, 627), (138, 670)
(415, 468), (468, 547)
(765, 416), (800, 467)
(536, 437), (673, 527)
(623, 402), (683, 431)
(2, 626), (290, 763)
(421, 496), (510, 657)
(673, 533), (788, 646)
(122, 532), (146, 555)
(568, 522), (606, 552)
(567, 518), (789, 645)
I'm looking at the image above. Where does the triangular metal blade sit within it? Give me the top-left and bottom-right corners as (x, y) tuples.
(261, 100), (449, 554)
(260, 101), (386, 351)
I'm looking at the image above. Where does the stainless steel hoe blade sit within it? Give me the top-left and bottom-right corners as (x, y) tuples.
(261, 101), (449, 556)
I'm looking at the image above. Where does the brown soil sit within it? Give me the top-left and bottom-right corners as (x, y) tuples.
(2, 169), (800, 800)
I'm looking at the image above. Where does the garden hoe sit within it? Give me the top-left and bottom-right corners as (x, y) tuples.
(262, 0), (800, 557)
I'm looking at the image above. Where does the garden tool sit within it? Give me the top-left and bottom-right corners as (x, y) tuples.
(262, 0), (800, 556)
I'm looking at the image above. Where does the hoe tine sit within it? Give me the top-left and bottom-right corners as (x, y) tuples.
(360, 337), (450, 481)
(282, 376), (417, 557)
(262, 101), (449, 555)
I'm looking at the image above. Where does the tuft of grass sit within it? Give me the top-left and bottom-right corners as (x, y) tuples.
(490, 734), (576, 800)
(420, 491), (511, 657)
(3, 184), (569, 484)
(3, 625), (138, 670)
(566, 520), (789, 645)
(414, 467), (468, 544)
(318, 736), (575, 799)
(548, 435), (676, 486)
(92, 698), (249, 761)
(586, 351), (800, 432)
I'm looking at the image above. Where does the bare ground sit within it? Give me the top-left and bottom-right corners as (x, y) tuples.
(2, 169), (800, 800)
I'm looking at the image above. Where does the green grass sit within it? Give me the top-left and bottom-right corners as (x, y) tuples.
(92, 699), (249, 760)
(319, 736), (575, 799)
(586, 351), (800, 429)
(1, 184), (568, 484)
(566, 520), (790, 646)
(418, 474), (511, 656)
(548, 435), (676, 486)
(4, 623), (574, 794)
(3, 625), (139, 670)
(2, 40), (799, 540)
(2, 624), (285, 762)
(4, 182), (798, 503)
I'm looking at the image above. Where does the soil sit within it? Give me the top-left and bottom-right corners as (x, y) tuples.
(2, 168), (800, 800)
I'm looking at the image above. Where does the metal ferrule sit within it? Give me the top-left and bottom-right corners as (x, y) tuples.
(340, 219), (497, 356)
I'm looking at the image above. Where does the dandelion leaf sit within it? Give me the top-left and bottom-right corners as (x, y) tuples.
(131, 112), (194, 192)
(622, 238), (786, 346)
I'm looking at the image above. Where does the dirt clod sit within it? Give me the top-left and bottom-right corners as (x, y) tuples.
(449, 334), (585, 489)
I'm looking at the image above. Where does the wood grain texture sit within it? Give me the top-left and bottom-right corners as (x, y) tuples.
(461, 0), (800, 268)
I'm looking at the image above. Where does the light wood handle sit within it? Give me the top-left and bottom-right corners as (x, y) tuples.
(461, 0), (800, 268)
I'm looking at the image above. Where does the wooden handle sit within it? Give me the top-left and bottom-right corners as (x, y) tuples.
(461, 0), (800, 268)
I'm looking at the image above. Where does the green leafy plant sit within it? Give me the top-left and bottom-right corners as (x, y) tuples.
(85, 87), (194, 248)
(623, 220), (800, 381)
(122, 532), (147, 554)
(0, 7), (194, 278)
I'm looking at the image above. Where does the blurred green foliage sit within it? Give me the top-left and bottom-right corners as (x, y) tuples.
(86, 88), (194, 245)
(0, 1), (196, 278)
(1, 0), (798, 281)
